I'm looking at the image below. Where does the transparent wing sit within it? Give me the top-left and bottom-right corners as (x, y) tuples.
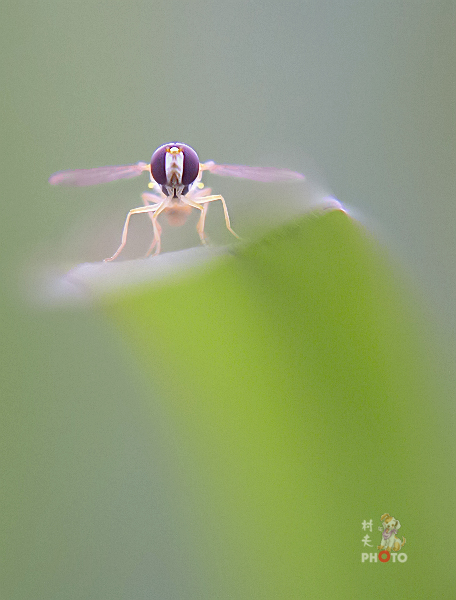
(49, 162), (149, 186)
(202, 161), (304, 182)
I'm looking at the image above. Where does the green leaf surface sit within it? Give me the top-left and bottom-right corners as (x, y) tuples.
(103, 209), (455, 599)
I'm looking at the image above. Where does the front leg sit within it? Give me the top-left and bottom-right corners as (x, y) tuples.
(196, 203), (209, 245)
(142, 193), (163, 219)
(144, 203), (168, 257)
(104, 203), (163, 261)
(192, 194), (240, 241)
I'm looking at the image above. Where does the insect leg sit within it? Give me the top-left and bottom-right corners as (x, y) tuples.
(144, 219), (161, 257)
(141, 192), (163, 209)
(196, 203), (209, 244)
(144, 203), (168, 257)
(104, 203), (163, 262)
(141, 193), (165, 256)
(195, 195), (240, 240)
(181, 198), (208, 245)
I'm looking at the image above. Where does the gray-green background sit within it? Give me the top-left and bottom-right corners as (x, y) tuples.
(2, 2), (455, 599)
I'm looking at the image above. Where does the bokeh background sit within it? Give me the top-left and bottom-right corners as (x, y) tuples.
(2, 1), (455, 598)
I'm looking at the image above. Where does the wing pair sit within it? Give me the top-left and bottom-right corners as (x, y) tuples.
(49, 160), (304, 187)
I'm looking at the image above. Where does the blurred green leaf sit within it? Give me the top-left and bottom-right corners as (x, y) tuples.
(103, 209), (454, 599)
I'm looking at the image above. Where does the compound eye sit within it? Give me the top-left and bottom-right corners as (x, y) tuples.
(150, 144), (168, 185)
(180, 144), (200, 185)
(150, 142), (200, 186)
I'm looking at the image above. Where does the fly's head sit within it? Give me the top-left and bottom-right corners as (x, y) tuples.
(150, 142), (200, 198)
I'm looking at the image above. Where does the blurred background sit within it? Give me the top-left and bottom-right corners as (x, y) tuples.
(1, 1), (455, 598)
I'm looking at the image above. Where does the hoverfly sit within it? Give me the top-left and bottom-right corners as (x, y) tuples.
(49, 142), (304, 261)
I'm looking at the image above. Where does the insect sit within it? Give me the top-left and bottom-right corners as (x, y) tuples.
(49, 142), (305, 261)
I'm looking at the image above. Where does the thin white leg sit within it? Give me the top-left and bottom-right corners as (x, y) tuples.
(145, 203), (168, 257)
(104, 203), (163, 261)
(196, 203), (209, 244)
(194, 194), (240, 239)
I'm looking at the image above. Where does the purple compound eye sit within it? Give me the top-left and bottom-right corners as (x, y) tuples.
(180, 144), (200, 185)
(150, 142), (200, 186)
